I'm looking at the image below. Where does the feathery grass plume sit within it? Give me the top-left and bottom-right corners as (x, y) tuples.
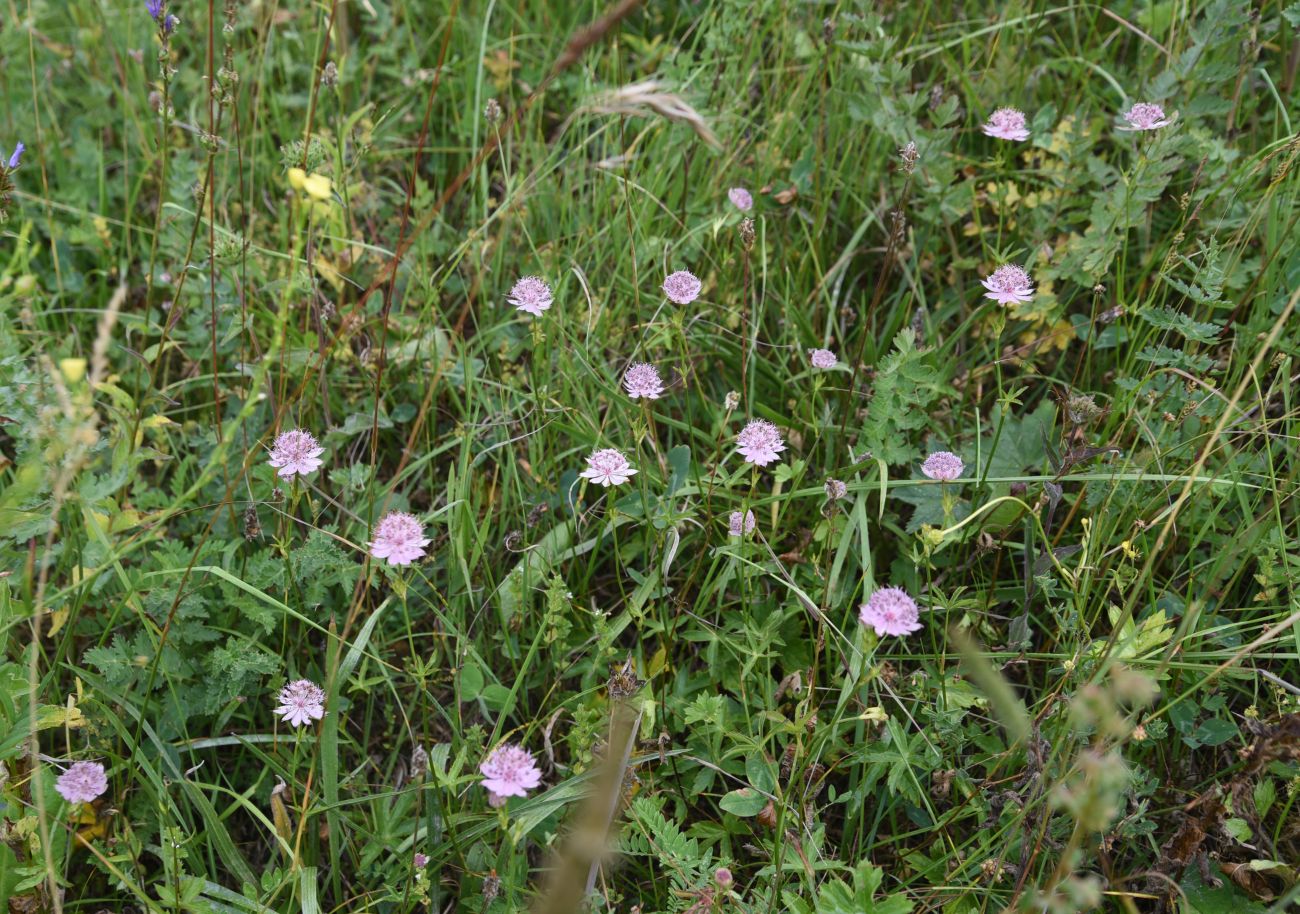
(623, 362), (664, 399)
(728, 187), (753, 211)
(583, 79), (721, 149)
(55, 761), (108, 804)
(858, 586), (923, 637)
(921, 450), (964, 481)
(980, 264), (1034, 305)
(369, 511), (431, 565)
(808, 347), (838, 369)
(507, 275), (553, 316)
(662, 270), (701, 305)
(480, 743), (542, 807)
(268, 428), (325, 479)
(273, 679), (326, 728)
(579, 448), (636, 487)
(1119, 102), (1170, 131)
(981, 107), (1030, 141)
(736, 418), (785, 467)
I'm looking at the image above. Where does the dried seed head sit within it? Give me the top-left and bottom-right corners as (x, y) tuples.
(899, 140), (919, 174)
(320, 61), (338, 88)
(484, 97), (502, 125)
(739, 216), (756, 250)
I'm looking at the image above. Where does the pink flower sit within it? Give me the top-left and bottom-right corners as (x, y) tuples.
(1119, 102), (1170, 131)
(808, 348), (837, 370)
(981, 107), (1030, 142)
(623, 362), (664, 400)
(55, 761), (107, 804)
(579, 448), (636, 487)
(980, 264), (1034, 305)
(858, 586), (923, 637)
(480, 743), (542, 802)
(369, 511), (431, 566)
(414, 852), (429, 868)
(728, 509), (756, 537)
(825, 478), (847, 500)
(728, 187), (753, 211)
(662, 270), (702, 305)
(507, 276), (553, 316)
(921, 451), (965, 481)
(736, 419), (785, 467)
(274, 679), (326, 728)
(268, 428), (325, 479)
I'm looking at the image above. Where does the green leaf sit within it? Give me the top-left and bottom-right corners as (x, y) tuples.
(719, 788), (768, 817)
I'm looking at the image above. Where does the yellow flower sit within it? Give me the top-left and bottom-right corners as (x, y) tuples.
(287, 167), (308, 190)
(302, 173), (332, 201)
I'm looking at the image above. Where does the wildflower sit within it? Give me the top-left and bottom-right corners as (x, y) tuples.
(858, 586), (923, 637)
(145, 0), (163, 19)
(728, 510), (756, 537)
(623, 362), (664, 400)
(662, 270), (702, 305)
(1119, 102), (1170, 131)
(981, 107), (1030, 142)
(921, 451), (965, 481)
(736, 419), (786, 467)
(714, 868), (734, 888)
(273, 679), (326, 728)
(579, 448), (636, 487)
(825, 478), (847, 500)
(507, 275), (553, 316)
(414, 852), (429, 869)
(480, 743), (542, 806)
(981, 264), (1034, 305)
(369, 511), (431, 566)
(268, 428), (325, 479)
(163, 13), (178, 33)
(287, 167), (332, 201)
(2, 142), (24, 170)
(55, 761), (108, 804)
(808, 348), (838, 370)
(728, 187), (753, 211)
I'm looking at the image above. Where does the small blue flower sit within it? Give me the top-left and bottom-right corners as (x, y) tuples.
(145, 0), (163, 19)
(2, 142), (23, 170)
(163, 13), (178, 34)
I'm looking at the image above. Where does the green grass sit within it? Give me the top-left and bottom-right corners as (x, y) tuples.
(3, 1), (1300, 912)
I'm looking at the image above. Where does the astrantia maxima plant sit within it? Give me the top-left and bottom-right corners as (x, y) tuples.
(507, 275), (553, 316)
(981, 264), (1034, 305)
(1119, 102), (1170, 131)
(623, 362), (664, 400)
(858, 586), (923, 637)
(369, 511), (431, 566)
(273, 679), (326, 728)
(825, 478), (848, 501)
(662, 270), (701, 305)
(981, 107), (1030, 142)
(728, 187), (753, 211)
(480, 743), (542, 807)
(579, 448), (636, 487)
(55, 761), (108, 804)
(921, 451), (965, 482)
(736, 419), (785, 467)
(728, 509), (756, 537)
(808, 348), (838, 370)
(268, 428), (324, 479)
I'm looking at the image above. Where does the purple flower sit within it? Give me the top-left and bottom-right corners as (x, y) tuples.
(369, 511), (431, 566)
(921, 451), (965, 482)
(736, 419), (785, 467)
(728, 509), (756, 537)
(480, 744), (542, 803)
(825, 478), (847, 501)
(507, 275), (553, 316)
(145, 0), (163, 19)
(981, 107), (1030, 142)
(1119, 102), (1170, 131)
(858, 586), (923, 638)
(980, 264), (1034, 305)
(273, 679), (326, 728)
(163, 13), (178, 33)
(808, 348), (838, 370)
(268, 428), (325, 479)
(579, 448), (636, 487)
(623, 362), (664, 400)
(662, 270), (701, 305)
(55, 761), (108, 804)
(413, 852), (429, 868)
(3, 142), (24, 170)
(728, 187), (753, 211)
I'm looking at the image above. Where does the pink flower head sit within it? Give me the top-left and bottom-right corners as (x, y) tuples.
(1119, 102), (1170, 131)
(981, 107), (1030, 142)
(981, 264), (1034, 305)
(858, 586), (923, 637)
(274, 679), (326, 728)
(662, 270), (702, 305)
(413, 852), (429, 869)
(480, 743), (542, 801)
(808, 348), (838, 370)
(728, 509), (756, 537)
(825, 478), (847, 500)
(55, 761), (107, 804)
(736, 418), (785, 467)
(369, 512), (431, 566)
(623, 362), (664, 400)
(507, 275), (553, 316)
(579, 448), (636, 487)
(728, 187), (753, 211)
(268, 428), (325, 479)
(921, 451), (965, 481)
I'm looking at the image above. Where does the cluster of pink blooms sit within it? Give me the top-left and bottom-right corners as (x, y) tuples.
(921, 451), (965, 481)
(736, 419), (786, 467)
(859, 586), (923, 637)
(269, 428), (325, 479)
(728, 509), (756, 537)
(480, 743), (542, 807)
(981, 264), (1035, 305)
(981, 107), (1030, 142)
(579, 448), (637, 487)
(623, 362), (665, 399)
(808, 348), (838, 370)
(369, 511), (432, 566)
(662, 270), (702, 305)
(507, 276), (553, 316)
(1120, 102), (1170, 131)
(728, 187), (753, 211)
(273, 679), (326, 728)
(55, 760), (108, 804)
